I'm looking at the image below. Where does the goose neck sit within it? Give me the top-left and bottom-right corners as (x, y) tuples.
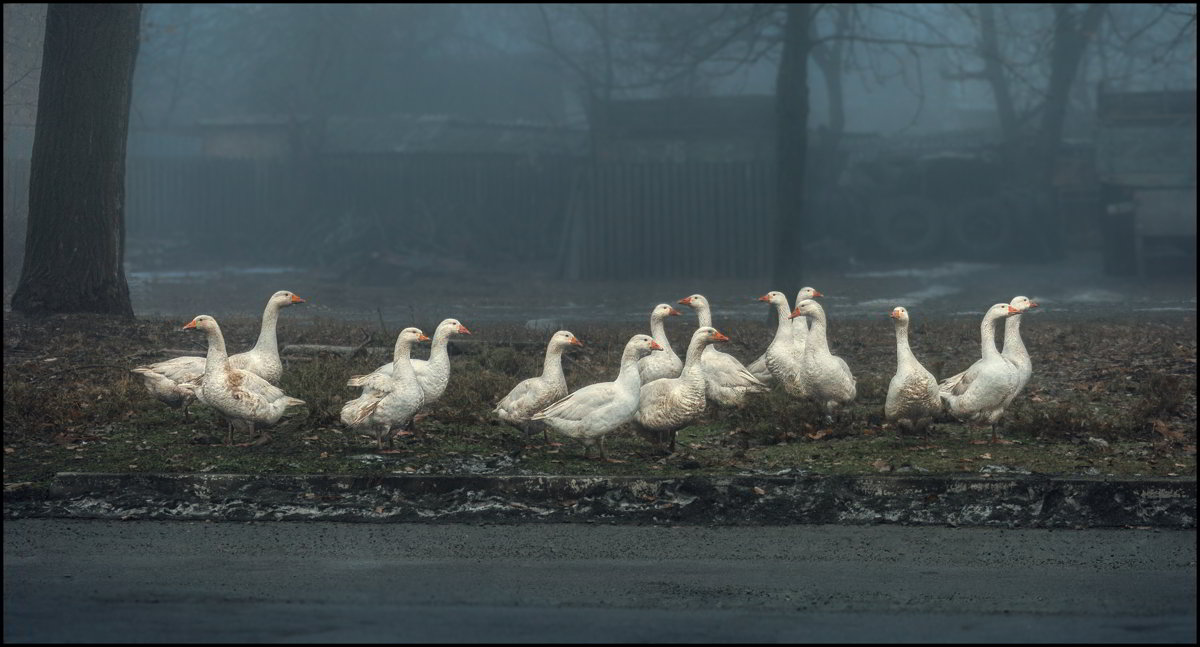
(542, 343), (565, 381)
(649, 316), (674, 354)
(252, 301), (281, 356)
(1003, 314), (1027, 358)
(805, 309), (829, 356)
(980, 314), (1002, 360)
(894, 320), (916, 367)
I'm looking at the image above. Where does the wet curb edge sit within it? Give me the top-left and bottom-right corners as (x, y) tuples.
(3, 472), (1196, 528)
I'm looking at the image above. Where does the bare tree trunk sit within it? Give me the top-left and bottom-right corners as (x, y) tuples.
(979, 3), (1020, 171)
(11, 4), (140, 317)
(772, 3), (812, 292)
(1033, 3), (1105, 257)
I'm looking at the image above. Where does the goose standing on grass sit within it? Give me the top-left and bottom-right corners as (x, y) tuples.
(181, 315), (306, 446)
(758, 291), (807, 397)
(132, 290), (305, 420)
(494, 330), (583, 442)
(938, 303), (1021, 443)
(1000, 296), (1038, 408)
(347, 318), (470, 432)
(748, 287), (822, 384)
(531, 334), (662, 461)
(341, 327), (429, 452)
(634, 327), (729, 454)
(885, 307), (940, 438)
(678, 294), (769, 408)
(638, 304), (684, 383)
(789, 299), (856, 421)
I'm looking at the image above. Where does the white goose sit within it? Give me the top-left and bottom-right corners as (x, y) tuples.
(638, 304), (684, 384)
(678, 294), (769, 408)
(181, 315), (306, 446)
(531, 334), (662, 461)
(635, 327), (729, 454)
(341, 327), (429, 451)
(758, 291), (806, 398)
(349, 318), (471, 404)
(789, 299), (856, 419)
(884, 306), (940, 437)
(748, 287), (821, 383)
(938, 303), (1021, 443)
(1000, 296), (1038, 408)
(132, 290), (305, 420)
(494, 330), (583, 440)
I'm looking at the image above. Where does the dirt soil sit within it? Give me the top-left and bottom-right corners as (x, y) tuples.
(3, 304), (1195, 488)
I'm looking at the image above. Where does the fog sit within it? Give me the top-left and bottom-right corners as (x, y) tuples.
(3, 3), (1196, 323)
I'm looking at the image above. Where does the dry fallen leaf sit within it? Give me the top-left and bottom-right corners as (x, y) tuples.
(871, 459), (892, 472)
(979, 453), (993, 459)
(753, 486), (766, 496)
(806, 430), (832, 441)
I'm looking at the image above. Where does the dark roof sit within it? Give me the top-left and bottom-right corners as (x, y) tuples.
(325, 114), (587, 156)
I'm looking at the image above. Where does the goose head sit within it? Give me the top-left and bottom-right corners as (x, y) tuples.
(399, 327), (431, 345)
(789, 299), (824, 320)
(1009, 296), (1038, 312)
(651, 303), (683, 320)
(796, 286), (823, 303)
(626, 333), (663, 359)
(552, 330), (584, 349)
(270, 290), (306, 308)
(757, 291), (789, 308)
(693, 326), (730, 346)
(985, 303), (1020, 321)
(677, 294), (709, 311)
(182, 314), (219, 333)
(889, 306), (910, 323)
(438, 318), (471, 336)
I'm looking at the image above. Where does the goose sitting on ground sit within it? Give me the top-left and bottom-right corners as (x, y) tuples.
(638, 304), (684, 384)
(341, 327), (429, 452)
(938, 303), (1021, 443)
(634, 327), (729, 454)
(884, 306), (940, 438)
(758, 291), (806, 398)
(494, 330), (583, 442)
(748, 287), (822, 383)
(789, 299), (856, 421)
(181, 315), (306, 446)
(531, 334), (661, 461)
(132, 290), (305, 420)
(677, 294), (769, 408)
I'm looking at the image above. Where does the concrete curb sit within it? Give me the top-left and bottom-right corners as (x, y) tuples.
(3, 472), (1196, 528)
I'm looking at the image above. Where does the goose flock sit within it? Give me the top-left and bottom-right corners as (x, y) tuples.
(131, 289), (1038, 458)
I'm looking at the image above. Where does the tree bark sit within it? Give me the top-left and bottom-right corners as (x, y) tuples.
(11, 4), (141, 317)
(772, 3), (812, 293)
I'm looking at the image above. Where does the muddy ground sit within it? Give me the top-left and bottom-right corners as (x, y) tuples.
(3, 294), (1195, 487)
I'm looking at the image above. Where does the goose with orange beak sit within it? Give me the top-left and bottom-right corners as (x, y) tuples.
(635, 327), (730, 453)
(180, 314), (306, 446)
(638, 304), (685, 383)
(132, 290), (306, 421)
(789, 298), (856, 421)
(938, 303), (1022, 443)
(494, 330), (584, 443)
(747, 286), (822, 384)
(677, 294), (769, 408)
(885, 306), (940, 439)
(532, 334), (662, 461)
(341, 327), (430, 451)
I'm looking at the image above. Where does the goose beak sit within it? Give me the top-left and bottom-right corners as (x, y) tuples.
(569, 336), (583, 346)
(1029, 301), (1039, 308)
(418, 334), (431, 342)
(712, 331), (730, 342)
(788, 307), (803, 319)
(457, 324), (471, 335)
(290, 294), (306, 303)
(1007, 306), (1020, 314)
(889, 311), (899, 319)
(649, 340), (663, 351)
(813, 289), (825, 298)
(182, 319), (197, 330)
(757, 294), (771, 302)
(668, 307), (682, 316)
(678, 297), (692, 306)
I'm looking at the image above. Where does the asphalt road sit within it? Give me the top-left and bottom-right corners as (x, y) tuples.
(4, 520), (1196, 643)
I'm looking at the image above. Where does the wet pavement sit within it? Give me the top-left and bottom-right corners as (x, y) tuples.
(5, 520), (1196, 643)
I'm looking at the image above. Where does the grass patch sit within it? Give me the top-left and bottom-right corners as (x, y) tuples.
(3, 311), (1196, 485)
